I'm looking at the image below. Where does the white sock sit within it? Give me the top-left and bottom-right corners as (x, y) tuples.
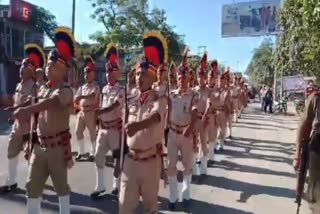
(182, 175), (192, 200)
(168, 176), (178, 203)
(27, 197), (41, 214)
(94, 168), (106, 192)
(7, 156), (18, 186)
(90, 141), (96, 156)
(78, 139), (85, 155)
(59, 195), (70, 214)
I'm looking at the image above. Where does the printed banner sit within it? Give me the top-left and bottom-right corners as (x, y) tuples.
(221, 0), (280, 38)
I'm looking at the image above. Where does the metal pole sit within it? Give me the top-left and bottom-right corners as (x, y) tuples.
(72, 0), (76, 35)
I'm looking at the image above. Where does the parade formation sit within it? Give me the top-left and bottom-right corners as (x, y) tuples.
(0, 27), (250, 214)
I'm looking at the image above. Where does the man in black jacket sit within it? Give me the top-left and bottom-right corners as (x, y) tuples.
(264, 86), (273, 113)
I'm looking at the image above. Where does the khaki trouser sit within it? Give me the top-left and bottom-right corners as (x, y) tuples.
(7, 121), (29, 159)
(95, 128), (120, 168)
(309, 182), (320, 214)
(217, 112), (228, 140)
(119, 155), (161, 214)
(26, 143), (70, 198)
(167, 130), (193, 176)
(75, 111), (97, 142)
(207, 114), (219, 142)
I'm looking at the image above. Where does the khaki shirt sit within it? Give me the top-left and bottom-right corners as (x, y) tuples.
(99, 83), (125, 122)
(170, 88), (198, 126)
(35, 80), (46, 93)
(37, 82), (73, 136)
(152, 82), (168, 97)
(230, 85), (239, 99)
(75, 82), (100, 111)
(14, 79), (36, 106)
(208, 87), (227, 111)
(193, 86), (210, 114)
(127, 90), (167, 150)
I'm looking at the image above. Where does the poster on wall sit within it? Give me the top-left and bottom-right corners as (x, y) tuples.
(221, 0), (281, 38)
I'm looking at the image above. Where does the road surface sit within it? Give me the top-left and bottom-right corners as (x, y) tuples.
(0, 101), (308, 214)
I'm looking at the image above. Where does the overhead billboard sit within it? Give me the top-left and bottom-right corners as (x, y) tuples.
(221, 0), (280, 38)
(283, 75), (306, 92)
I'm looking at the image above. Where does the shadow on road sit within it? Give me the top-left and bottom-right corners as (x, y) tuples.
(214, 160), (295, 178)
(233, 124), (278, 131)
(198, 175), (295, 203)
(227, 139), (295, 156)
(236, 121), (296, 131)
(157, 196), (254, 214)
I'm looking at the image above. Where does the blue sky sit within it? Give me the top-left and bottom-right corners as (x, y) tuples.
(3, 0), (276, 73)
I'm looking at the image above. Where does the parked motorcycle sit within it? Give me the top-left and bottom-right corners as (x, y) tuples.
(294, 99), (305, 115)
(274, 97), (288, 113)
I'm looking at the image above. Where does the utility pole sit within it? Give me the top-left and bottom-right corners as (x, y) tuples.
(72, 0), (76, 35)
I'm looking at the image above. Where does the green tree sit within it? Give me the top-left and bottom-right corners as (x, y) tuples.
(30, 6), (58, 42)
(88, 0), (186, 63)
(246, 38), (275, 86)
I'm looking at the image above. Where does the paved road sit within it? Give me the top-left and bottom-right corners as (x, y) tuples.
(0, 102), (309, 214)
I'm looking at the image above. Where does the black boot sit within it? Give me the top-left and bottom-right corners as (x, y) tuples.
(182, 199), (191, 209)
(111, 187), (119, 195)
(0, 183), (18, 194)
(90, 189), (106, 200)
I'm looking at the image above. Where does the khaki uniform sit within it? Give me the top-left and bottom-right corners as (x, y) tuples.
(207, 87), (228, 159)
(8, 79), (36, 159)
(74, 82), (100, 155)
(167, 88), (198, 203)
(26, 82), (73, 198)
(193, 86), (210, 175)
(298, 94), (320, 213)
(93, 83), (125, 193)
(5, 79), (35, 187)
(119, 90), (167, 214)
(230, 85), (240, 122)
(35, 80), (46, 93)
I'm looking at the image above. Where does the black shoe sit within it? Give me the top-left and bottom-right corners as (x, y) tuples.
(229, 135), (232, 139)
(0, 183), (17, 193)
(168, 201), (177, 211)
(111, 187), (119, 195)
(75, 154), (84, 161)
(207, 160), (215, 167)
(87, 155), (95, 162)
(182, 199), (191, 209)
(90, 189), (106, 199)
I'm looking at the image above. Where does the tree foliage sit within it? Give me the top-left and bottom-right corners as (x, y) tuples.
(87, 0), (186, 64)
(30, 6), (58, 42)
(246, 38), (274, 86)
(274, 0), (320, 79)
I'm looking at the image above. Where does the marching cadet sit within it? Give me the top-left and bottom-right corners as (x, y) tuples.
(238, 77), (246, 117)
(34, 68), (46, 91)
(169, 62), (178, 91)
(193, 52), (210, 176)
(119, 31), (168, 214)
(204, 60), (220, 165)
(0, 44), (45, 193)
(167, 47), (199, 210)
(74, 56), (100, 161)
(188, 69), (196, 88)
(215, 70), (233, 151)
(13, 27), (76, 214)
(226, 71), (236, 139)
(127, 67), (139, 97)
(91, 43), (125, 198)
(231, 76), (240, 123)
(153, 64), (168, 96)
(294, 89), (320, 214)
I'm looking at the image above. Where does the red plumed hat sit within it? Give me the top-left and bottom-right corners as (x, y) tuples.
(105, 42), (119, 72)
(169, 61), (176, 78)
(197, 51), (207, 76)
(84, 55), (95, 72)
(209, 60), (218, 77)
(178, 47), (190, 76)
(49, 27), (76, 66)
(24, 43), (46, 70)
(137, 31), (168, 78)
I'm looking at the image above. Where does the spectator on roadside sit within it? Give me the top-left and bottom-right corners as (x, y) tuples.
(260, 85), (266, 110)
(305, 80), (317, 100)
(264, 86), (273, 113)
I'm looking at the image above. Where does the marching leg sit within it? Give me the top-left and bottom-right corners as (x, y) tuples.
(27, 197), (41, 214)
